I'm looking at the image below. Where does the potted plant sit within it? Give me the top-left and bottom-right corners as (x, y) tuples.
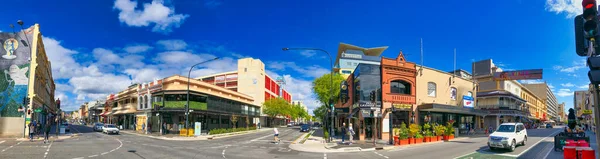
(414, 125), (423, 144)
(444, 120), (455, 141)
(393, 128), (400, 146)
(423, 123), (433, 142)
(408, 123), (420, 144)
(434, 124), (445, 142)
(398, 123), (409, 145)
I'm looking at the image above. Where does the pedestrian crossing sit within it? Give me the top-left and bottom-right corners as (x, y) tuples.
(0, 140), (5, 145)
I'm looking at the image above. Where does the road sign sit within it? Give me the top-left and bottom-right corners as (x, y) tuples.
(34, 108), (42, 113)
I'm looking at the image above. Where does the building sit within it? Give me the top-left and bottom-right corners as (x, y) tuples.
(87, 100), (104, 124)
(334, 43), (387, 79)
(473, 59), (540, 129)
(558, 102), (566, 123)
(523, 83), (559, 122)
(574, 90), (595, 127)
(0, 24), (58, 137)
(107, 84), (139, 130)
(80, 104), (88, 123)
(100, 94), (116, 123)
(197, 58), (292, 127)
(380, 52), (417, 141)
(521, 85), (546, 122)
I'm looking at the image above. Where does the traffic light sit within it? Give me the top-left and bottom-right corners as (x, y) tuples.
(575, 0), (600, 56)
(369, 91), (375, 102)
(22, 97), (30, 106)
(588, 56), (600, 84)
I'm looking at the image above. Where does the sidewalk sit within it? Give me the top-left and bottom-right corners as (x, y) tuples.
(16, 124), (76, 141)
(120, 128), (273, 141)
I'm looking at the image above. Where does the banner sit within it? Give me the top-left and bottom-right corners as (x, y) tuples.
(463, 96), (474, 108)
(0, 25), (34, 117)
(493, 69), (543, 80)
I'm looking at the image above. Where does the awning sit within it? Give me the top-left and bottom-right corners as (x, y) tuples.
(113, 109), (137, 115)
(418, 104), (488, 116)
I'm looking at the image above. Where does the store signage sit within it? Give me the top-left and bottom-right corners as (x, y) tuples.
(342, 53), (362, 59)
(194, 122), (202, 136)
(582, 110), (593, 114)
(392, 103), (411, 110)
(34, 108), (42, 113)
(359, 101), (381, 108)
(463, 96), (474, 108)
(493, 69), (542, 80)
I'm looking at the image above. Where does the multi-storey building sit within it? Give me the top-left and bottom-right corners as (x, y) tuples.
(334, 43), (387, 79)
(523, 83), (559, 121)
(197, 58), (292, 127)
(107, 84), (139, 130)
(574, 90), (595, 127)
(558, 102), (566, 123)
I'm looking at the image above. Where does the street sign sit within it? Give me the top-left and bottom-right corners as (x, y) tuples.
(582, 109), (593, 114)
(34, 108), (42, 113)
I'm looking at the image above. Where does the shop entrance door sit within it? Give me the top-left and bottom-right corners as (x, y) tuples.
(365, 118), (373, 139)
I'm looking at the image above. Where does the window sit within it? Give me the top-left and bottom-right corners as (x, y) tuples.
(467, 91), (473, 97)
(427, 82), (436, 97)
(244, 68), (247, 72)
(450, 87), (457, 100)
(390, 80), (410, 94)
(347, 62), (352, 66)
(342, 70), (352, 74)
(353, 62), (358, 66)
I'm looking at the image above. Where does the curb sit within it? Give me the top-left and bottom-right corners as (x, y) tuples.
(120, 128), (272, 141)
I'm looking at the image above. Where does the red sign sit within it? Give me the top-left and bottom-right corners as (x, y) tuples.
(493, 69), (543, 80)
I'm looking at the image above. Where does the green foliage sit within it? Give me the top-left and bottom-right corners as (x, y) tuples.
(152, 101), (207, 110)
(323, 130), (329, 140)
(408, 123), (420, 138)
(434, 124), (446, 136)
(445, 121), (455, 136)
(312, 105), (328, 121)
(209, 126), (257, 135)
(423, 123), (433, 137)
(290, 103), (309, 120)
(398, 123), (409, 139)
(262, 97), (291, 118)
(311, 73), (345, 105)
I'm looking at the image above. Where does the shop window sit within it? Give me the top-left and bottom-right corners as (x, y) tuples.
(427, 82), (436, 97)
(390, 80), (411, 95)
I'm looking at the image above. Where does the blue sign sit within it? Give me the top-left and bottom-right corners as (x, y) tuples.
(463, 96), (474, 108)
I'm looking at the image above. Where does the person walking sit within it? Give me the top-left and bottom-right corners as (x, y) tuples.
(44, 120), (51, 144)
(142, 123), (146, 134)
(348, 123), (354, 145)
(162, 122), (167, 135)
(341, 123), (347, 144)
(147, 123), (152, 134)
(273, 127), (280, 144)
(28, 120), (36, 141)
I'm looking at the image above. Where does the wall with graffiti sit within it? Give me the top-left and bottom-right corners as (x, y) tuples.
(0, 26), (34, 117)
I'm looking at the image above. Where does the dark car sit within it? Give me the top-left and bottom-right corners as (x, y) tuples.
(300, 124), (311, 132)
(546, 124), (553, 128)
(93, 123), (104, 132)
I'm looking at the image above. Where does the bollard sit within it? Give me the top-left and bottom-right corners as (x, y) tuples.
(579, 147), (596, 159)
(564, 146), (577, 159)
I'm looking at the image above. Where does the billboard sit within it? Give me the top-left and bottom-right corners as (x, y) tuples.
(0, 26), (34, 117)
(463, 96), (474, 108)
(493, 69), (543, 80)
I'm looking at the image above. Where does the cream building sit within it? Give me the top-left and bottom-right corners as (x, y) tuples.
(523, 83), (558, 121)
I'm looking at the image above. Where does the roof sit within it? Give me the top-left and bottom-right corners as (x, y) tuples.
(335, 43), (388, 66)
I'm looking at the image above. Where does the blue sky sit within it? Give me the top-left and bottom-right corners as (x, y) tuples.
(0, 0), (590, 113)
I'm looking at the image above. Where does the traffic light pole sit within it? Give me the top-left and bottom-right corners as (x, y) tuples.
(593, 84), (600, 147)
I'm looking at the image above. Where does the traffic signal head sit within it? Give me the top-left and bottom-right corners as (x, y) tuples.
(588, 56), (600, 84)
(583, 0), (599, 37)
(583, 0), (598, 20)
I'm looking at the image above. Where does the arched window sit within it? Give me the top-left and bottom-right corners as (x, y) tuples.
(144, 96), (148, 109)
(427, 82), (437, 97)
(390, 80), (411, 95)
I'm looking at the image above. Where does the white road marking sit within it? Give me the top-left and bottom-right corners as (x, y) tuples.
(374, 151), (389, 158)
(0, 140), (5, 145)
(543, 141), (554, 159)
(89, 155), (98, 157)
(1, 141), (22, 153)
(43, 141), (53, 158)
(101, 152), (108, 155)
(222, 146), (228, 159)
(453, 129), (562, 158)
(324, 153), (327, 159)
(72, 157), (84, 159)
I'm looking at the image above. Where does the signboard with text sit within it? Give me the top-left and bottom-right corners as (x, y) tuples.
(582, 109), (593, 114)
(463, 96), (474, 108)
(392, 103), (412, 110)
(358, 101), (381, 109)
(493, 69), (543, 80)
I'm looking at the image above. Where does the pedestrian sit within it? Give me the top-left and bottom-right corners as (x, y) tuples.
(162, 122), (167, 135)
(44, 120), (51, 144)
(28, 120), (36, 141)
(348, 123), (354, 145)
(142, 123), (146, 134)
(466, 123), (470, 135)
(273, 127), (280, 144)
(147, 123), (152, 134)
(341, 123), (346, 144)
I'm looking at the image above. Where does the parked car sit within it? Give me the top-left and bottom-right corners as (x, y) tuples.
(287, 123), (293, 127)
(93, 123), (104, 132)
(61, 123), (70, 132)
(488, 123), (528, 152)
(300, 124), (311, 132)
(546, 123), (553, 128)
(102, 124), (119, 135)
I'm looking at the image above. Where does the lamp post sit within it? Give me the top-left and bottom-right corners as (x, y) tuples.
(282, 47), (334, 142)
(186, 57), (219, 130)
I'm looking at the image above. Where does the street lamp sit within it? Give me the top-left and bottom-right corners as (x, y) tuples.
(186, 57), (219, 130)
(282, 47), (334, 142)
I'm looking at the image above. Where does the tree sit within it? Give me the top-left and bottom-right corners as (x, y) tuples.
(312, 73), (345, 106)
(262, 97), (291, 125)
(312, 105), (328, 121)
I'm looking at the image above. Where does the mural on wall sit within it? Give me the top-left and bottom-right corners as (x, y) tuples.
(0, 26), (34, 117)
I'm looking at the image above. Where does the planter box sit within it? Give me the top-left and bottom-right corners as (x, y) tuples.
(409, 137), (414, 144)
(415, 138), (423, 144)
(436, 136), (441, 141)
(425, 136), (431, 142)
(444, 135), (455, 141)
(399, 139), (409, 145)
(449, 135), (454, 140)
(394, 136), (400, 146)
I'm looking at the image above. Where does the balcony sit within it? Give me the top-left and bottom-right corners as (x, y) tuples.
(383, 93), (415, 104)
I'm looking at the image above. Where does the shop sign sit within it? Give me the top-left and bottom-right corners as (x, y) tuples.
(493, 69), (543, 80)
(463, 96), (474, 108)
(359, 101), (381, 108)
(34, 108), (42, 113)
(361, 110), (370, 117)
(392, 103), (411, 110)
(582, 110), (593, 115)
(342, 53), (362, 59)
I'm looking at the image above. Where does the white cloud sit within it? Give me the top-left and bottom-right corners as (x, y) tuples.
(42, 36), (81, 79)
(93, 48), (146, 69)
(579, 84), (590, 89)
(561, 82), (575, 87)
(267, 61), (329, 78)
(548, 83), (555, 89)
(300, 50), (316, 57)
(520, 79), (544, 84)
(124, 44), (152, 53)
(556, 88), (574, 97)
(156, 39), (188, 50)
(281, 74), (320, 115)
(69, 74), (132, 96)
(113, 0), (190, 33)
(553, 59), (586, 73)
(545, 0), (584, 18)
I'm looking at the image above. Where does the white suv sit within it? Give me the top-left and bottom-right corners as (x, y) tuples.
(488, 123), (527, 152)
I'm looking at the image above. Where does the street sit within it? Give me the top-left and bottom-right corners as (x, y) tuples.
(0, 124), (578, 159)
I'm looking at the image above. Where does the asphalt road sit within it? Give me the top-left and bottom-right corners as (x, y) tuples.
(0, 124), (572, 159)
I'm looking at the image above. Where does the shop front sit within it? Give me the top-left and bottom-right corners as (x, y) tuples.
(418, 104), (487, 135)
(381, 52), (417, 143)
